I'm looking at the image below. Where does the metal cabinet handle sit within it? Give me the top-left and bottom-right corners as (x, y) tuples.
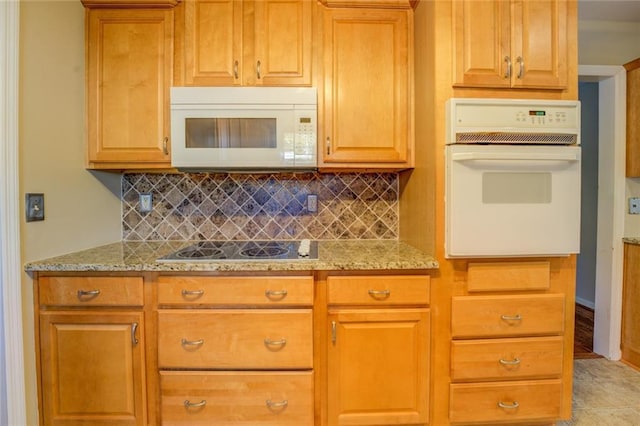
(498, 401), (520, 410)
(326, 137), (331, 155)
(265, 289), (288, 300)
(256, 60), (261, 79)
(368, 289), (391, 299)
(504, 56), (512, 79)
(500, 314), (522, 322)
(331, 321), (337, 344)
(162, 137), (169, 155)
(266, 399), (288, 409)
(264, 338), (287, 348)
(181, 338), (204, 348)
(233, 60), (239, 79)
(77, 289), (100, 299)
(499, 357), (521, 366)
(181, 289), (204, 299)
(131, 322), (139, 346)
(184, 399), (206, 408)
(516, 56), (525, 79)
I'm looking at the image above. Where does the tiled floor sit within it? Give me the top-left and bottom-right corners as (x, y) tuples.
(558, 358), (640, 425)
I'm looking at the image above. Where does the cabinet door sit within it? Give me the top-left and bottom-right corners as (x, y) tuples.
(251, 0), (313, 86)
(183, 0), (243, 85)
(321, 8), (411, 167)
(39, 312), (146, 426)
(452, 0), (511, 88)
(625, 58), (640, 176)
(327, 308), (429, 425)
(86, 9), (172, 169)
(622, 243), (640, 367)
(511, 0), (567, 89)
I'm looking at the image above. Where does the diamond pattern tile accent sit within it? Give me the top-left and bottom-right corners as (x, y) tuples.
(122, 172), (399, 241)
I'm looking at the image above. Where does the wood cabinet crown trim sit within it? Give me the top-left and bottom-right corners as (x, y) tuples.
(81, 0), (179, 8)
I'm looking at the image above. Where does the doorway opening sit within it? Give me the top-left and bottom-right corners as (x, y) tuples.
(577, 65), (626, 360)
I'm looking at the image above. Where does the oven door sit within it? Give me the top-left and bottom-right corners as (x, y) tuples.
(445, 144), (581, 258)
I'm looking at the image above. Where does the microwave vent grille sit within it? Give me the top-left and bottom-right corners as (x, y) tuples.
(455, 132), (578, 145)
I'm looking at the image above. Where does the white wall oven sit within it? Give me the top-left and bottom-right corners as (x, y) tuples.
(445, 98), (581, 258)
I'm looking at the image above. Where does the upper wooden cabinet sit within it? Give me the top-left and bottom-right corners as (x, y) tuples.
(625, 58), (640, 177)
(175, 0), (313, 86)
(319, 6), (414, 169)
(452, 0), (568, 90)
(85, 8), (172, 169)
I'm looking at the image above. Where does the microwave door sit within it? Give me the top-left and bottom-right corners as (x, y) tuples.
(445, 144), (581, 258)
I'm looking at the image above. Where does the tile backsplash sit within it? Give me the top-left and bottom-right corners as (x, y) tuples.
(122, 172), (399, 241)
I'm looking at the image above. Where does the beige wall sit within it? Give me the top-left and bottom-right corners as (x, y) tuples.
(579, 20), (640, 65)
(19, 1), (122, 421)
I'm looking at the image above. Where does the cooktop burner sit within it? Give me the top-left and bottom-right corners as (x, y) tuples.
(157, 240), (318, 262)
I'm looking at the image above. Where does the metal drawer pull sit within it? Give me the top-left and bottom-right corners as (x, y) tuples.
(77, 289), (100, 299)
(181, 289), (204, 299)
(266, 399), (288, 409)
(264, 338), (287, 348)
(162, 137), (169, 155)
(131, 322), (139, 346)
(498, 401), (520, 410)
(181, 338), (204, 348)
(368, 289), (391, 299)
(184, 399), (206, 408)
(331, 321), (337, 344)
(517, 56), (525, 79)
(500, 314), (522, 321)
(499, 357), (521, 366)
(256, 60), (261, 79)
(504, 55), (512, 79)
(233, 60), (239, 79)
(265, 289), (288, 299)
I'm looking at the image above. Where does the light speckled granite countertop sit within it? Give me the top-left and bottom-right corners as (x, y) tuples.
(624, 237), (640, 245)
(24, 240), (438, 273)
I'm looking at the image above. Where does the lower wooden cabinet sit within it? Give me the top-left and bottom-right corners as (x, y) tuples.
(39, 311), (146, 426)
(160, 371), (314, 425)
(622, 242), (640, 367)
(325, 274), (431, 426)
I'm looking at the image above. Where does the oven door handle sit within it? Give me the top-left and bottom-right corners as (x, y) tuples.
(451, 152), (579, 162)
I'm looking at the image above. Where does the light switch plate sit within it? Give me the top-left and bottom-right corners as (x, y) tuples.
(26, 193), (45, 222)
(630, 197), (640, 214)
(139, 193), (153, 213)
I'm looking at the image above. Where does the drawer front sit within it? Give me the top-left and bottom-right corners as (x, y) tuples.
(158, 310), (313, 369)
(451, 336), (564, 381)
(467, 261), (550, 292)
(160, 371), (313, 425)
(39, 276), (143, 307)
(451, 294), (565, 338)
(158, 276), (313, 306)
(450, 380), (562, 424)
(327, 275), (430, 306)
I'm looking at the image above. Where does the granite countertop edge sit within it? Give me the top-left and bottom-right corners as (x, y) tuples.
(624, 237), (640, 245)
(24, 240), (439, 273)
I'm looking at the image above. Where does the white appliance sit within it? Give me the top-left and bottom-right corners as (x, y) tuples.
(445, 98), (581, 258)
(170, 87), (317, 171)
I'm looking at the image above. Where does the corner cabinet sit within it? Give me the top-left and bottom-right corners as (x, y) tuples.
(35, 276), (147, 426)
(452, 0), (568, 90)
(325, 275), (430, 426)
(175, 0), (313, 86)
(319, 5), (414, 170)
(625, 58), (640, 177)
(84, 5), (173, 170)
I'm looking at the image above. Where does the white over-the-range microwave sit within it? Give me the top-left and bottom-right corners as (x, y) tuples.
(170, 87), (317, 171)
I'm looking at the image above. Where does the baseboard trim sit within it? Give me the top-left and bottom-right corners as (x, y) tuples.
(576, 297), (595, 310)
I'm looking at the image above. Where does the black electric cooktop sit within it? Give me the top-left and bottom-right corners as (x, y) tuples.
(157, 240), (317, 262)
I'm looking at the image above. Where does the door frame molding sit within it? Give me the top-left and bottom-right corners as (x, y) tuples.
(578, 65), (626, 360)
(0, 0), (27, 423)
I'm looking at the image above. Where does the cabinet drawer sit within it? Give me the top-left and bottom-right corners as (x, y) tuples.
(157, 276), (313, 306)
(451, 336), (564, 382)
(39, 276), (143, 307)
(328, 275), (430, 306)
(467, 261), (550, 292)
(158, 309), (312, 369)
(451, 294), (565, 338)
(160, 371), (313, 425)
(449, 380), (562, 423)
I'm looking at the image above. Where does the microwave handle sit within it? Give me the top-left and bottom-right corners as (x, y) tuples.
(451, 152), (579, 162)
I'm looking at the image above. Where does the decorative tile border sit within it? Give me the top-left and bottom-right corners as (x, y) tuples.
(122, 172), (399, 241)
